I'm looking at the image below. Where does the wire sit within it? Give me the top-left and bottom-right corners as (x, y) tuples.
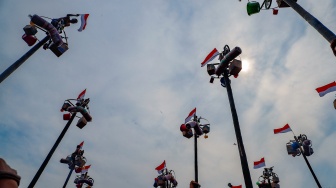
(40, 15), (52, 20)
(63, 30), (68, 44)
(198, 117), (210, 126)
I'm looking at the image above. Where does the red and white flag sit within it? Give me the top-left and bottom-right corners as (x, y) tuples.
(274, 124), (292, 134)
(155, 160), (166, 174)
(77, 89), (86, 100)
(78, 141), (84, 149)
(316, 81), (336, 97)
(201, 48), (219, 67)
(253, 157), (265, 169)
(81, 165), (91, 173)
(78, 14), (89, 32)
(185, 108), (196, 123)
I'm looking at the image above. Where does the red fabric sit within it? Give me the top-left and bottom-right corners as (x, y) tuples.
(274, 124), (291, 134)
(155, 160), (166, 171)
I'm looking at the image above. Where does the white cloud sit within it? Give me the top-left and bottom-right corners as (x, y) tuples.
(1, 0), (336, 187)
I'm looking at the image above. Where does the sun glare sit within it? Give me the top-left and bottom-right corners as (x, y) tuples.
(241, 59), (250, 72)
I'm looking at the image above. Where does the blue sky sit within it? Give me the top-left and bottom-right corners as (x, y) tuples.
(1, 0), (336, 187)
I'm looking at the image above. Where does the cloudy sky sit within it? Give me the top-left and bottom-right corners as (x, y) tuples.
(1, 0), (336, 187)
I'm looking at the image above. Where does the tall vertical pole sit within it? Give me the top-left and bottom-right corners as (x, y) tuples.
(282, 0), (336, 55)
(167, 169), (170, 188)
(63, 168), (74, 188)
(294, 136), (322, 188)
(28, 112), (77, 188)
(223, 70), (253, 188)
(0, 36), (50, 84)
(79, 172), (88, 188)
(267, 176), (272, 188)
(194, 134), (198, 188)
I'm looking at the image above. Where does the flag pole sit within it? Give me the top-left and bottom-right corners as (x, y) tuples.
(63, 147), (79, 188)
(194, 115), (199, 188)
(182, 111), (209, 188)
(290, 127), (296, 137)
(281, 0), (336, 56)
(223, 65), (253, 188)
(63, 168), (74, 188)
(28, 112), (77, 188)
(0, 36), (50, 84)
(79, 172), (88, 188)
(294, 136), (322, 188)
(194, 133), (198, 186)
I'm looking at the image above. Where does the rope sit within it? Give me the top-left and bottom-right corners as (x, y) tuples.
(40, 15), (53, 20)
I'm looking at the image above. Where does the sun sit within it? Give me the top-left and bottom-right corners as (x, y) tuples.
(241, 59), (250, 72)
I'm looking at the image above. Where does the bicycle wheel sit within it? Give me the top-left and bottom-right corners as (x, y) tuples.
(300, 134), (307, 141)
(223, 45), (230, 55)
(264, 0), (272, 9)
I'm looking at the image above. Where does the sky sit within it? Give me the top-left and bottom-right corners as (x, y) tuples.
(0, 0), (336, 187)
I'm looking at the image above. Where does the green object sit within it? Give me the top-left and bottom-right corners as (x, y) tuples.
(247, 1), (260, 16)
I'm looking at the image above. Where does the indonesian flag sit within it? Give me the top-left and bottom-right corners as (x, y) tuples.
(316, 81), (336, 97)
(78, 14), (89, 32)
(155, 160), (166, 174)
(201, 48), (219, 67)
(274, 124), (292, 134)
(81, 165), (91, 173)
(253, 157), (265, 169)
(77, 89), (86, 100)
(185, 108), (196, 123)
(231, 185), (242, 188)
(78, 141), (84, 149)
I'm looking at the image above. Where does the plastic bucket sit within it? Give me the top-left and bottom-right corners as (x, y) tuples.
(63, 113), (71, 120)
(22, 34), (37, 46)
(247, 1), (260, 16)
(273, 9), (279, 15)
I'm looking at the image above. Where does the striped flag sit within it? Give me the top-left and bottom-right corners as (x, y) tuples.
(78, 141), (84, 149)
(81, 165), (91, 173)
(274, 124), (292, 134)
(185, 108), (196, 123)
(78, 14), (90, 32)
(316, 81), (336, 97)
(253, 157), (265, 169)
(201, 48), (219, 67)
(77, 89), (86, 100)
(155, 160), (166, 174)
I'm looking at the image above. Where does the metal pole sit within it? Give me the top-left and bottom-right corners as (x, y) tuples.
(282, 0), (336, 55)
(267, 176), (272, 188)
(28, 112), (77, 188)
(79, 172), (88, 188)
(223, 70), (253, 188)
(294, 136), (322, 188)
(0, 36), (50, 84)
(194, 134), (199, 188)
(63, 168), (74, 188)
(165, 169), (169, 188)
(301, 154), (322, 188)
